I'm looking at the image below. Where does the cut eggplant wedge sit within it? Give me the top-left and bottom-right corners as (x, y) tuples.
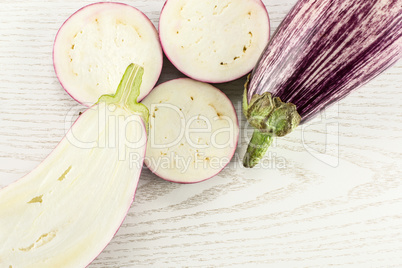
(53, 2), (163, 106)
(0, 64), (148, 267)
(159, 0), (270, 83)
(142, 78), (239, 183)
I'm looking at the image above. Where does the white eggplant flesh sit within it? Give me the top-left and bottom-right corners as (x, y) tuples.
(0, 64), (147, 267)
(159, 0), (270, 83)
(53, 2), (163, 106)
(142, 79), (239, 183)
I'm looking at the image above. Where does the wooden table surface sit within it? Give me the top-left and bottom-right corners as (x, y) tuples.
(1, 0), (402, 267)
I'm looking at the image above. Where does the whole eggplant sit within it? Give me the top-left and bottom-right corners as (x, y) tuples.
(243, 0), (402, 168)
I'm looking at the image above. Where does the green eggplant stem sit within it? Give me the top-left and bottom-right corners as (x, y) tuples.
(97, 63), (149, 128)
(243, 76), (301, 168)
(243, 130), (273, 168)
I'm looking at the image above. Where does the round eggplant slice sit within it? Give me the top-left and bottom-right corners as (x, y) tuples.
(53, 2), (163, 105)
(159, 0), (270, 83)
(142, 78), (239, 183)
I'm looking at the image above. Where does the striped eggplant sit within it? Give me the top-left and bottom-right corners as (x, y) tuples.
(243, 0), (402, 168)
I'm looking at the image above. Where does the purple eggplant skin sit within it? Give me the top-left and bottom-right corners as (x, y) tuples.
(243, 0), (402, 168)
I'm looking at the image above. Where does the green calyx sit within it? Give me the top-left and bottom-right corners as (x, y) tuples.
(243, 75), (301, 168)
(97, 63), (149, 130)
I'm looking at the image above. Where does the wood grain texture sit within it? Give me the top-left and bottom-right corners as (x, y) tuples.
(1, 0), (402, 267)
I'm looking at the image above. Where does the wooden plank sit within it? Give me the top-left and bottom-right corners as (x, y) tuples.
(1, 0), (401, 267)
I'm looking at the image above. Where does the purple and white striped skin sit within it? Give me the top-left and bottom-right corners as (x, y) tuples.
(243, 0), (402, 168)
(248, 0), (402, 122)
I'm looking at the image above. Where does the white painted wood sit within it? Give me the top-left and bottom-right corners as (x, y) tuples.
(1, 0), (401, 267)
